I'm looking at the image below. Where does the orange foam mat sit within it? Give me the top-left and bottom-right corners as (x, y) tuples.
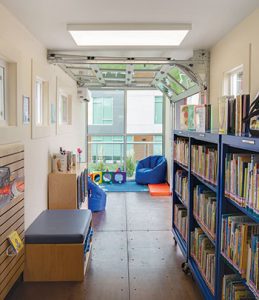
(148, 183), (172, 196)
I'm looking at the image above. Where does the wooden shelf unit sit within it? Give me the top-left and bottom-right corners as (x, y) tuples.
(48, 163), (88, 210)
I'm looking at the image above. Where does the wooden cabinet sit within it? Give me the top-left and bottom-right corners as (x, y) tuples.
(48, 164), (88, 209)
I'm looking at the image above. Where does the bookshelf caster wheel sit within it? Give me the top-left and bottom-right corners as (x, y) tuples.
(181, 262), (190, 275)
(173, 237), (177, 246)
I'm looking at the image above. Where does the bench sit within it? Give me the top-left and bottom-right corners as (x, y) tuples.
(24, 209), (93, 282)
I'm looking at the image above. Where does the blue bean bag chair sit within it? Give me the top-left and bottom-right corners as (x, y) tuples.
(88, 177), (107, 212)
(135, 155), (167, 185)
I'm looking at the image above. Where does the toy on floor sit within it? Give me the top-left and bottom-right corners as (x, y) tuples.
(87, 177), (106, 212)
(102, 171), (113, 184)
(89, 169), (126, 184)
(91, 171), (102, 184)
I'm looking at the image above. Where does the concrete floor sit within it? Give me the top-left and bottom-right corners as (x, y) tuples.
(7, 192), (203, 300)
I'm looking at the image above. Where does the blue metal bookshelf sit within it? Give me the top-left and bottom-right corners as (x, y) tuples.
(172, 130), (259, 300)
(172, 130), (221, 300)
(172, 131), (259, 300)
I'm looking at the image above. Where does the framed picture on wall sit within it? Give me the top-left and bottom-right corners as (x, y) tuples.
(23, 96), (30, 124)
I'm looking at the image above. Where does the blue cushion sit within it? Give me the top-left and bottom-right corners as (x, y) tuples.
(25, 209), (92, 244)
(88, 178), (107, 212)
(135, 155), (167, 185)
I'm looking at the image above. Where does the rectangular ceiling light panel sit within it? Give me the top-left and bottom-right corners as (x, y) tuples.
(68, 24), (191, 47)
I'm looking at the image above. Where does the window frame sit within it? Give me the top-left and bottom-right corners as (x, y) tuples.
(224, 65), (243, 97)
(92, 96), (113, 125)
(35, 77), (43, 126)
(59, 92), (69, 125)
(154, 95), (163, 124)
(0, 60), (7, 126)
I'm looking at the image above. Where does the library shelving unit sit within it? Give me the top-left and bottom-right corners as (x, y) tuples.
(173, 130), (222, 300)
(172, 130), (259, 300)
(218, 135), (259, 300)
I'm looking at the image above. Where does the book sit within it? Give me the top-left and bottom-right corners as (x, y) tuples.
(180, 105), (189, 130)
(174, 138), (189, 167)
(191, 145), (218, 184)
(222, 274), (254, 300)
(174, 204), (188, 241)
(188, 105), (196, 131)
(195, 104), (211, 133)
(225, 153), (259, 213)
(219, 96), (229, 134)
(218, 94), (250, 135)
(193, 185), (216, 238)
(191, 227), (215, 292)
(221, 214), (259, 277)
(175, 170), (188, 206)
(8, 231), (24, 254)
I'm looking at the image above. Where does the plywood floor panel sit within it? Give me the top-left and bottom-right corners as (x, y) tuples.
(7, 192), (203, 300)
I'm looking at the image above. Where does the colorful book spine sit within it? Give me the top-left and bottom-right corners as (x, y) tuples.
(221, 214), (259, 280)
(191, 145), (218, 184)
(174, 204), (188, 242)
(246, 234), (259, 297)
(174, 138), (189, 167)
(218, 94), (250, 135)
(225, 153), (259, 214)
(222, 274), (254, 300)
(175, 170), (188, 207)
(191, 227), (215, 293)
(193, 185), (216, 239)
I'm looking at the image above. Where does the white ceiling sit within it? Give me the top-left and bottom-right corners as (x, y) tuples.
(0, 0), (258, 59)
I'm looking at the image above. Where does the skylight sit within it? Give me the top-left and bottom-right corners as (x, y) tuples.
(67, 24), (191, 47)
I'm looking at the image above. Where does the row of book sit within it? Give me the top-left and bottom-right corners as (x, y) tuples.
(77, 168), (87, 208)
(225, 153), (259, 214)
(191, 227), (216, 293)
(175, 170), (188, 207)
(174, 204), (188, 242)
(193, 185), (216, 239)
(222, 274), (255, 300)
(218, 94), (250, 135)
(180, 104), (211, 133)
(174, 138), (189, 167)
(221, 214), (259, 297)
(191, 145), (218, 185)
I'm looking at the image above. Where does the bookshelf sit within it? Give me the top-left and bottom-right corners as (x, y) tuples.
(218, 135), (259, 300)
(172, 131), (259, 300)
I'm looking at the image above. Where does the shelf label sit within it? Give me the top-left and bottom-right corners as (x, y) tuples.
(241, 139), (255, 145)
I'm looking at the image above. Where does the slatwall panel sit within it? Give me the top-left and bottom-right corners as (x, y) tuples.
(0, 144), (24, 300)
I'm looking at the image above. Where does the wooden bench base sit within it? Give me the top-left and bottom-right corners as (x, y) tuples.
(24, 243), (91, 282)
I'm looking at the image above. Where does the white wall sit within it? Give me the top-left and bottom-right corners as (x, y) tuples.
(210, 8), (259, 129)
(0, 4), (86, 228)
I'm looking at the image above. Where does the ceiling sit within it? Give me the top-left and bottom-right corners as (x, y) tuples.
(0, 0), (258, 59)
(0, 0), (258, 98)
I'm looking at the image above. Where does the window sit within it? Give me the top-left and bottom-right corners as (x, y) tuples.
(154, 96), (163, 124)
(0, 66), (5, 122)
(187, 93), (200, 105)
(35, 79), (43, 125)
(224, 66), (243, 97)
(93, 97), (113, 125)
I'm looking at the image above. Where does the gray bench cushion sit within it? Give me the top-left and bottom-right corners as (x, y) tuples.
(25, 209), (92, 244)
